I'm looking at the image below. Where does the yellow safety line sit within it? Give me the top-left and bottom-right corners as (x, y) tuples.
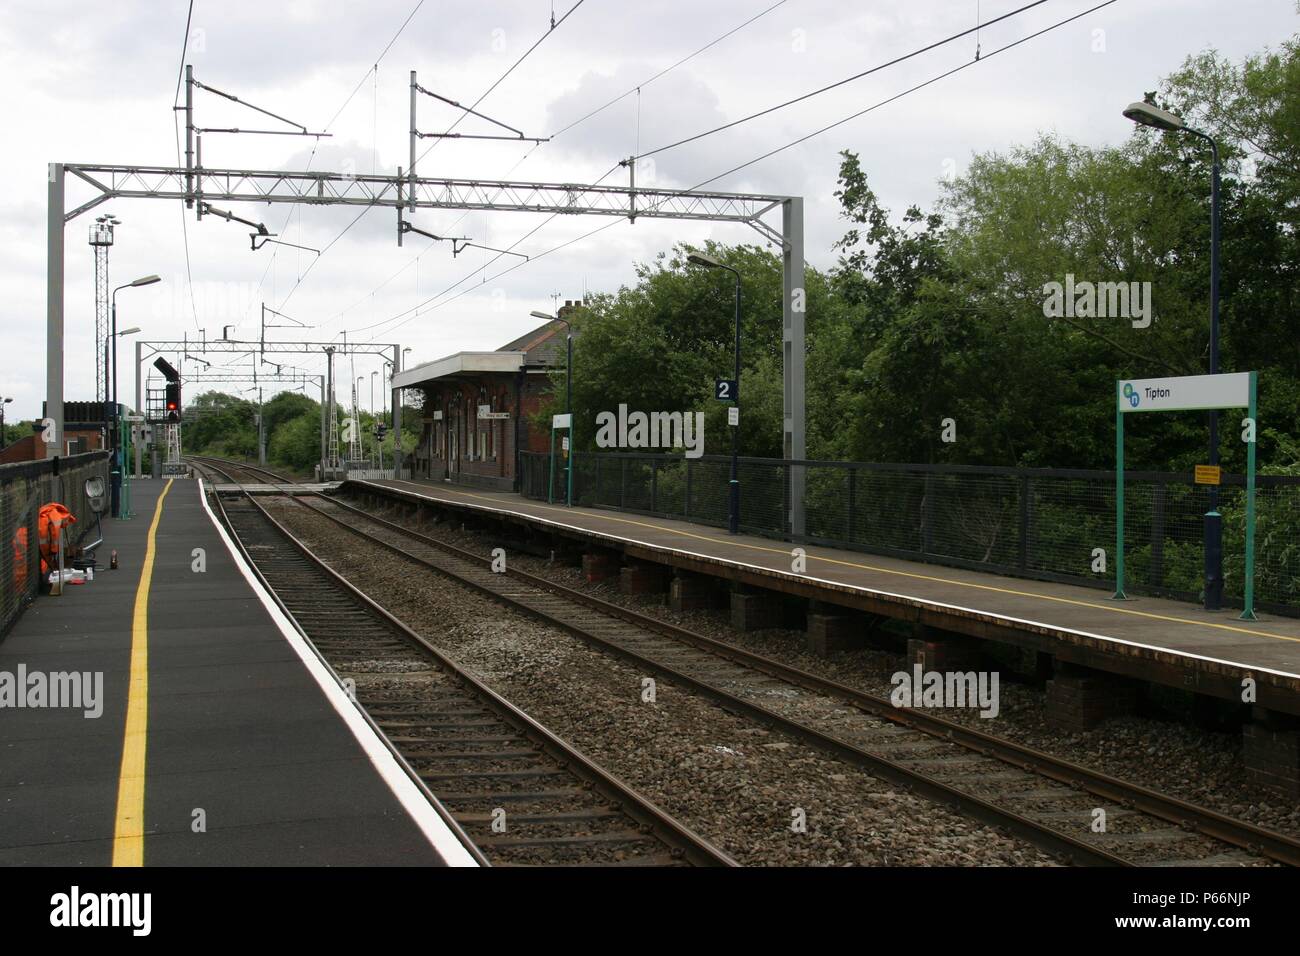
(390, 480), (1300, 648)
(111, 479), (173, 867)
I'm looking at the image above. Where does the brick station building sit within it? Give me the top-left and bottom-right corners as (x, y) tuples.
(394, 302), (580, 491)
(0, 402), (109, 465)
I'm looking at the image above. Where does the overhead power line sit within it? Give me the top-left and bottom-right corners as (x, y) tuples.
(548, 0), (790, 138)
(245, 0), (430, 319)
(332, 0), (787, 337)
(324, 0), (428, 131)
(358, 0), (1121, 344)
(413, 0), (588, 168)
(686, 0), (1121, 190)
(635, 0), (1054, 161)
(278, 0), (589, 320)
(350, 161), (625, 337)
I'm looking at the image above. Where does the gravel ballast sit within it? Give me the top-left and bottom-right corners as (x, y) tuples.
(263, 497), (1058, 866)
(373, 497), (1300, 843)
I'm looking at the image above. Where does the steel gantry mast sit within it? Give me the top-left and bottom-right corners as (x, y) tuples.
(46, 66), (809, 531)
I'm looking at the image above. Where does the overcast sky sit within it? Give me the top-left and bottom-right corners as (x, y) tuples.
(1, 0), (1294, 419)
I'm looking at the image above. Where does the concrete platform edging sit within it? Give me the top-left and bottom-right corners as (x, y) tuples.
(352, 480), (1300, 694)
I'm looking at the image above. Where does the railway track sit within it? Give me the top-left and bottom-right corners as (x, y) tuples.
(209, 484), (734, 867)
(278, 485), (1300, 868)
(188, 455), (297, 485)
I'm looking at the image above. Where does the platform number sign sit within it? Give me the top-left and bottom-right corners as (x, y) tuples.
(715, 379), (737, 401)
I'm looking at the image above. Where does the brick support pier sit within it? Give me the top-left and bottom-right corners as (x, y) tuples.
(620, 562), (669, 597)
(581, 551), (621, 584)
(805, 604), (869, 656)
(670, 571), (716, 612)
(1045, 662), (1137, 731)
(730, 586), (783, 631)
(907, 624), (982, 673)
(1243, 707), (1300, 797)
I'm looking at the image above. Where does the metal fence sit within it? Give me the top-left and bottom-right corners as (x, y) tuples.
(1, 452), (110, 638)
(520, 450), (1300, 616)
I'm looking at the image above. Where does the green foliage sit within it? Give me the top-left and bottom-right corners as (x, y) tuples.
(185, 389), (328, 475)
(267, 412), (321, 472)
(183, 392), (258, 460)
(515, 34), (1300, 610)
(2, 418), (33, 448)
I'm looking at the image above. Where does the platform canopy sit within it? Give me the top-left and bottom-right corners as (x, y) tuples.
(392, 350), (526, 390)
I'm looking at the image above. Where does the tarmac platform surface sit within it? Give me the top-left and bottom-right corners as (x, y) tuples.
(0, 477), (472, 866)
(356, 477), (1300, 713)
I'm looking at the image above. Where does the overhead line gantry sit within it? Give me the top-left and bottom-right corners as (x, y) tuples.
(46, 62), (808, 530)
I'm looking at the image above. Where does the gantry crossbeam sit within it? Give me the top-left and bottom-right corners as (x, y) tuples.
(47, 157), (806, 531)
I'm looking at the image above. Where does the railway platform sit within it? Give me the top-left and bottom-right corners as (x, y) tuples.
(353, 477), (1300, 794)
(0, 477), (475, 866)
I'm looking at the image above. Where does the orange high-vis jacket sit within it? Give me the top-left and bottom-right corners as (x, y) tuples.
(37, 503), (76, 575)
(12, 526), (29, 591)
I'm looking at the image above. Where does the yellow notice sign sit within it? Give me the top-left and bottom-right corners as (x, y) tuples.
(1194, 465), (1222, 485)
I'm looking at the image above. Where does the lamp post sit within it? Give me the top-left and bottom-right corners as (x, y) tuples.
(357, 376), (366, 462)
(110, 275), (159, 517)
(257, 386), (265, 466)
(1124, 100), (1224, 610)
(531, 309), (574, 506)
(401, 347), (412, 416)
(687, 251), (742, 535)
(383, 360), (395, 425)
(0, 397), (12, 450)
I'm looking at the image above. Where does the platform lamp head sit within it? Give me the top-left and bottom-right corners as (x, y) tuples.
(1122, 101), (1186, 132)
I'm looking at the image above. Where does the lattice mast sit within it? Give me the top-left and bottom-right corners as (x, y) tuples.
(348, 379), (363, 462)
(88, 215), (118, 403)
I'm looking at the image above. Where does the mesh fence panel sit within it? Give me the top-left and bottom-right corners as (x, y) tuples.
(742, 460), (789, 535)
(1025, 476), (1112, 585)
(518, 451), (1300, 615)
(686, 458), (729, 528)
(847, 468), (926, 553)
(1246, 483), (1300, 611)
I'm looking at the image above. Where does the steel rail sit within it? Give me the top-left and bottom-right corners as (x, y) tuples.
(292, 489), (1139, 866)
(345, 482), (1300, 867)
(206, 477), (734, 867)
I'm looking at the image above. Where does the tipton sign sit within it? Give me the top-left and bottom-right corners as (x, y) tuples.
(1118, 372), (1250, 413)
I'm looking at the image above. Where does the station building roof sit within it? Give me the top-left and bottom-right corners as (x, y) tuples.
(392, 318), (571, 390)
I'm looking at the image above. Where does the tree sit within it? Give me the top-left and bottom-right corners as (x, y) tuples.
(537, 243), (811, 459)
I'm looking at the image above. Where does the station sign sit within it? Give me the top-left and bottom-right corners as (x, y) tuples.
(552, 413), (571, 429)
(1118, 372), (1250, 413)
